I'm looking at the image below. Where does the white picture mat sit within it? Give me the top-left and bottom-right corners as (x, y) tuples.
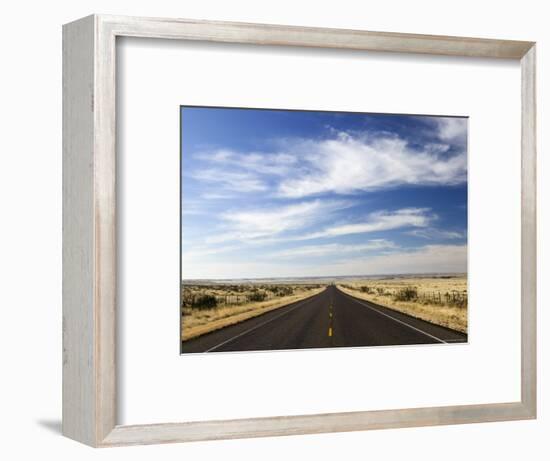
(117, 37), (521, 425)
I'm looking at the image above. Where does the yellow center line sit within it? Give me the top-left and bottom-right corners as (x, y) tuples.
(328, 304), (333, 337)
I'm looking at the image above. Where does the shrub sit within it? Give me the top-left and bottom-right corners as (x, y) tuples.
(248, 291), (268, 302)
(444, 291), (468, 308)
(267, 285), (294, 297)
(193, 294), (218, 309)
(394, 287), (418, 301)
(277, 286), (294, 296)
(181, 290), (195, 307)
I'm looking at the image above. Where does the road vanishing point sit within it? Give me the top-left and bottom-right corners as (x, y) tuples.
(181, 285), (467, 353)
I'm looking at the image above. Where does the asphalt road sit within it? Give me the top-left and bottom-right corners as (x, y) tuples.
(181, 285), (467, 353)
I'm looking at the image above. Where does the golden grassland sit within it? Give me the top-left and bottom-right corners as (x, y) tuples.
(337, 274), (468, 333)
(181, 284), (325, 341)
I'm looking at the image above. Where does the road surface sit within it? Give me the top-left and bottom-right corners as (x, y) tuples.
(181, 285), (467, 353)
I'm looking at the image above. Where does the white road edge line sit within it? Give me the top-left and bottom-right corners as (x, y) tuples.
(341, 291), (447, 344)
(205, 293), (322, 352)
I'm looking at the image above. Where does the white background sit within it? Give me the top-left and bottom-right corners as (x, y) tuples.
(0, 0), (547, 459)
(119, 38), (521, 424)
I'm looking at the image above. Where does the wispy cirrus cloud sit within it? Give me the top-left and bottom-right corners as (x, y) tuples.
(194, 149), (297, 176)
(189, 168), (268, 193)
(204, 206), (434, 247)
(406, 228), (465, 240)
(298, 208), (434, 241)
(205, 199), (353, 244)
(272, 239), (397, 259)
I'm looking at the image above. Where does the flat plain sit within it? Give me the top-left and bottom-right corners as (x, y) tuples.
(338, 274), (467, 333)
(181, 282), (324, 341)
(181, 274), (467, 351)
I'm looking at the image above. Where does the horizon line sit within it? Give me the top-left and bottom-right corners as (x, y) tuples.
(181, 271), (467, 282)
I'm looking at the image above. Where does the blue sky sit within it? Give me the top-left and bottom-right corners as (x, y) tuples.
(181, 107), (467, 279)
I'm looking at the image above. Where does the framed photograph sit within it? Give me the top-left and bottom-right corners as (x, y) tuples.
(63, 15), (536, 447)
(179, 107), (469, 353)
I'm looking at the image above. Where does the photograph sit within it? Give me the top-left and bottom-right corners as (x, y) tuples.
(180, 106), (468, 353)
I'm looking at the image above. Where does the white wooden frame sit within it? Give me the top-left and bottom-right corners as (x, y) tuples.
(62, 14), (537, 447)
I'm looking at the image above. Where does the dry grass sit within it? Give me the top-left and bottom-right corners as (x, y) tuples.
(182, 285), (325, 341)
(337, 275), (468, 333)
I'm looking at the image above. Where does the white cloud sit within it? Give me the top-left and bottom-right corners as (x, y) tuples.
(406, 228), (465, 240)
(199, 192), (237, 200)
(206, 199), (352, 244)
(299, 208), (434, 240)
(190, 169), (268, 193)
(195, 149), (297, 176)
(272, 239), (396, 259)
(277, 133), (466, 198)
(436, 117), (468, 143)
